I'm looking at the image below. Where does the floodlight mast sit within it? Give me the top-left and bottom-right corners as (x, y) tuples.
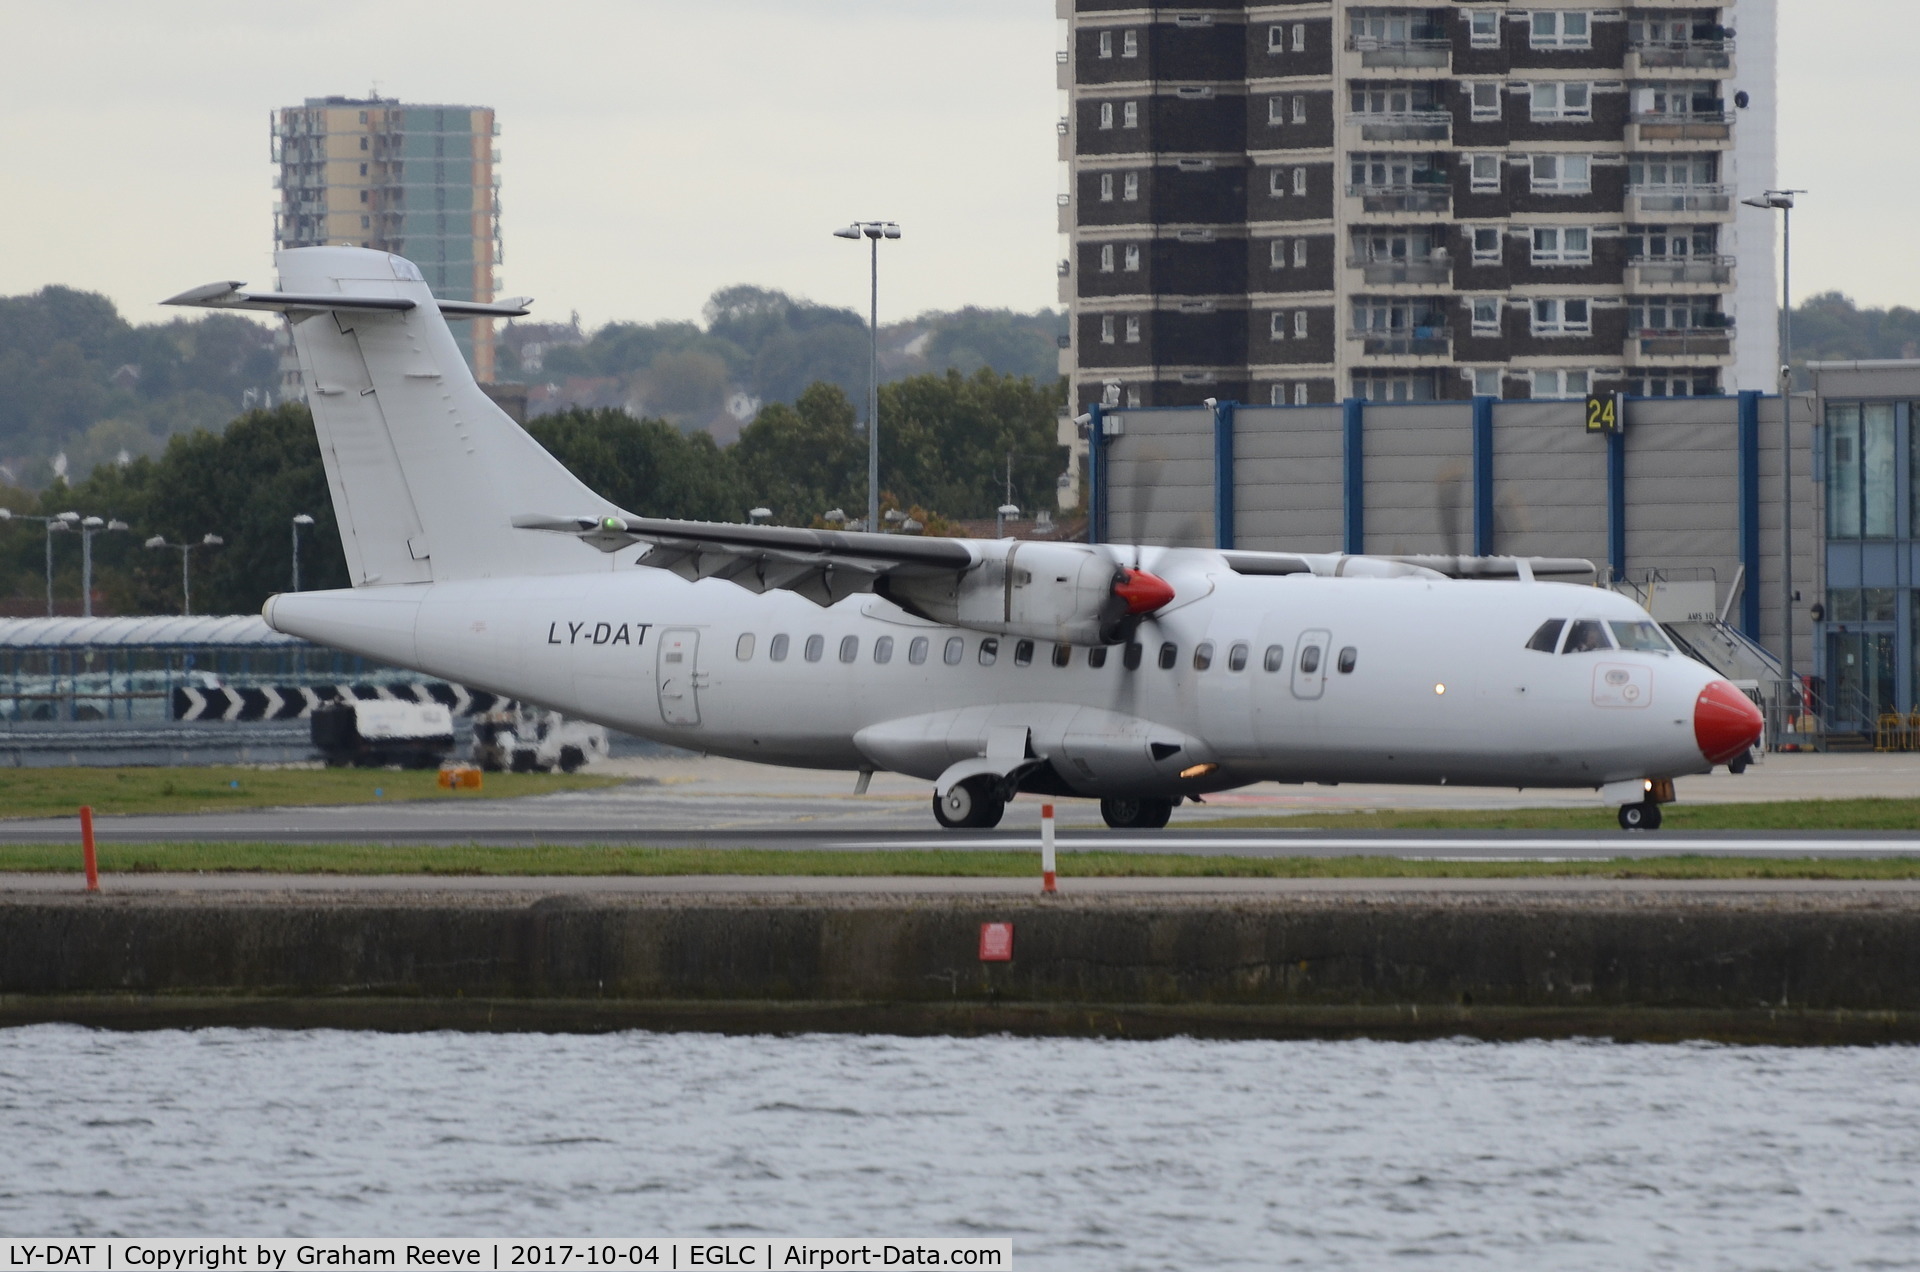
(834, 220), (901, 534)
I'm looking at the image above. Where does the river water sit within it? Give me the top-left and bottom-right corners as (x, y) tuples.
(2, 1026), (1917, 1269)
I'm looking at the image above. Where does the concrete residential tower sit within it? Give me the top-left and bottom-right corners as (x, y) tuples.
(272, 96), (503, 385)
(1058, 1), (1777, 411)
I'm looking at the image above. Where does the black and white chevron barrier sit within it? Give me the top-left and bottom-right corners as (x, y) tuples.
(171, 682), (508, 723)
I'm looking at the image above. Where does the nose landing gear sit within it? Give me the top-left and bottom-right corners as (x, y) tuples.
(1618, 800), (1663, 831)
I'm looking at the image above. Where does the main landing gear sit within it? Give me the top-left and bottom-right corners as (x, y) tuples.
(1618, 801), (1663, 831)
(1100, 795), (1175, 830)
(933, 775), (1006, 829)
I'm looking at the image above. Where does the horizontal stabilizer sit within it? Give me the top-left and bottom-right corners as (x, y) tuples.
(163, 282), (530, 319)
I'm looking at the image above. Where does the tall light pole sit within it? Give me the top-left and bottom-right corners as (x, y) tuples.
(145, 533), (224, 616)
(1742, 188), (1804, 726)
(78, 516), (130, 618)
(291, 513), (315, 591)
(0, 508), (79, 615)
(833, 220), (900, 533)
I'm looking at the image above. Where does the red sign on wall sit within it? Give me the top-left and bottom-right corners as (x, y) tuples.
(978, 922), (1014, 962)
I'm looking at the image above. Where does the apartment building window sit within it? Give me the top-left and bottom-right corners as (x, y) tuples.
(1533, 369), (1592, 398)
(1293, 167), (1308, 195)
(1100, 173), (1114, 202)
(1629, 296), (1719, 330)
(1125, 316), (1142, 343)
(1354, 372), (1438, 402)
(1531, 226), (1592, 263)
(1122, 29), (1138, 57)
(1126, 387), (1143, 407)
(1123, 244), (1141, 271)
(1637, 83), (1717, 118)
(1270, 240), (1290, 269)
(1470, 297), (1501, 334)
(359, 189), (369, 203)
(1631, 372), (1718, 398)
(1270, 169), (1289, 197)
(1101, 315), (1116, 343)
(1270, 383), (1289, 404)
(1294, 238), (1308, 267)
(359, 162), (368, 176)
(1100, 103), (1114, 130)
(1293, 23), (1306, 51)
(1471, 368), (1503, 395)
(1469, 83), (1501, 120)
(1529, 82), (1592, 120)
(1531, 298), (1591, 335)
(358, 111), (369, 123)
(1268, 25), (1287, 52)
(360, 215), (371, 229)
(1099, 30), (1113, 57)
(1530, 11), (1591, 48)
(1356, 228), (1436, 262)
(1123, 101), (1139, 128)
(1294, 382), (1309, 404)
(1100, 244), (1116, 273)
(359, 137), (368, 150)
(1122, 172), (1139, 201)
(1468, 11), (1501, 47)
(1529, 154), (1591, 193)
(1268, 97), (1288, 126)
(1471, 227), (1503, 261)
(1469, 154), (1502, 191)
(1271, 312), (1290, 340)
(1295, 310), (1310, 338)
(1292, 95), (1307, 123)
(1628, 154), (1717, 189)
(1628, 224), (1715, 259)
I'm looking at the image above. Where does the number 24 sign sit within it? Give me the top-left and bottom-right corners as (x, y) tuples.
(1585, 392), (1622, 434)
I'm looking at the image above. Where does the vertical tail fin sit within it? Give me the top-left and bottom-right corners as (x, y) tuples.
(273, 246), (616, 585)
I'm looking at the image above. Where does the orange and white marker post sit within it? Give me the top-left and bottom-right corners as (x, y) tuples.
(1040, 802), (1057, 894)
(80, 805), (99, 893)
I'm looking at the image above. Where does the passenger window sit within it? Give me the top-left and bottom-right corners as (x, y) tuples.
(1123, 643), (1143, 670)
(1052, 644), (1072, 668)
(1228, 642), (1249, 672)
(1561, 619), (1612, 654)
(874, 635), (894, 664)
(1193, 641), (1214, 671)
(769, 634), (790, 662)
(735, 633), (755, 661)
(909, 636), (929, 665)
(839, 635), (859, 663)
(1337, 646), (1357, 674)
(1609, 620), (1671, 652)
(1299, 645), (1322, 674)
(1526, 619), (1566, 653)
(804, 635), (825, 662)
(979, 638), (999, 666)
(1263, 644), (1284, 672)
(1159, 642), (1178, 670)
(1088, 647), (1109, 668)
(1015, 639), (1034, 666)
(943, 636), (964, 665)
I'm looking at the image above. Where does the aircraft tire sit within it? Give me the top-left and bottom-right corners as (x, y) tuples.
(934, 777), (1005, 829)
(1618, 801), (1663, 831)
(1101, 796), (1175, 830)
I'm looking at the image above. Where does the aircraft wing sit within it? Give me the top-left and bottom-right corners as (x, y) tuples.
(512, 513), (976, 607)
(1220, 549), (1596, 581)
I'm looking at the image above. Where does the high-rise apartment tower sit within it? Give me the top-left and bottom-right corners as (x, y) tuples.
(1058, 1), (1777, 410)
(272, 96), (503, 384)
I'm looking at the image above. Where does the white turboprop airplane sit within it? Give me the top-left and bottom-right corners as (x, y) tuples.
(168, 247), (1764, 832)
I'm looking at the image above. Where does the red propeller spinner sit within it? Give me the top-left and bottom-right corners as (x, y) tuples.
(1113, 568), (1175, 617)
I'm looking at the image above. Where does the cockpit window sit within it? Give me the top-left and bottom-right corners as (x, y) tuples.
(1526, 619), (1565, 653)
(1561, 619), (1613, 653)
(1609, 620), (1671, 652)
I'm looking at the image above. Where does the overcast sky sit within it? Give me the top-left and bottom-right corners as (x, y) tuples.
(0, 0), (1905, 329)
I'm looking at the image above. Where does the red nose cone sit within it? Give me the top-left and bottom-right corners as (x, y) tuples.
(1694, 679), (1764, 765)
(1114, 568), (1176, 616)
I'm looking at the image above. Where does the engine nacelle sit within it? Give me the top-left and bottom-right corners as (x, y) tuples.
(880, 541), (1135, 646)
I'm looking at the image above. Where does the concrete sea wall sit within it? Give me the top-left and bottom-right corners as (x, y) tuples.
(3, 889), (1919, 1043)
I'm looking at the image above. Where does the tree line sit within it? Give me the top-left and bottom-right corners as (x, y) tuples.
(0, 369), (1065, 617)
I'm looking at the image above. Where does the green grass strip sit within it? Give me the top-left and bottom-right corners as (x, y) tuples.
(2, 843), (1919, 879)
(0, 766), (625, 819)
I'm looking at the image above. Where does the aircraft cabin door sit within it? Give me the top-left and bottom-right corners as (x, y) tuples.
(657, 628), (702, 725)
(1291, 628), (1331, 701)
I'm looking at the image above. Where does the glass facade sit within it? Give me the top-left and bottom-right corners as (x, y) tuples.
(1821, 398), (1917, 731)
